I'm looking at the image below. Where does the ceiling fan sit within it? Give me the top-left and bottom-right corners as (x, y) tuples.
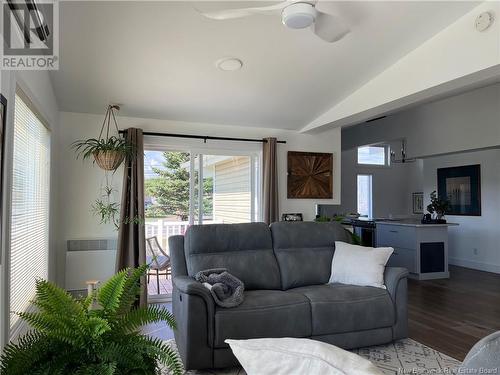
(199, 1), (350, 43)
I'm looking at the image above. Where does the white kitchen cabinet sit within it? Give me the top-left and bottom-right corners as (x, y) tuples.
(376, 220), (458, 280)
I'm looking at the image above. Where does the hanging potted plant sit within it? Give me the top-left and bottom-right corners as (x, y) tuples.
(72, 105), (134, 171)
(92, 184), (121, 229)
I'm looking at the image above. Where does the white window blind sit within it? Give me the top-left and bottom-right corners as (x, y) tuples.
(9, 91), (50, 333)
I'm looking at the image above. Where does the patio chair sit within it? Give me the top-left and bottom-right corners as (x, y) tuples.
(146, 236), (171, 294)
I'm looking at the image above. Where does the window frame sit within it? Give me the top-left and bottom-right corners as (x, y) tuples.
(357, 144), (391, 167)
(143, 137), (262, 224)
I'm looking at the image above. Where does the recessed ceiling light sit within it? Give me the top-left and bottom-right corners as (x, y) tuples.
(216, 57), (243, 71)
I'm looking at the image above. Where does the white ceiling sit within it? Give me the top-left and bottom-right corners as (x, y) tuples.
(51, 1), (479, 130)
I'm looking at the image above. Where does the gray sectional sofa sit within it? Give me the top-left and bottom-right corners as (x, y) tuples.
(169, 221), (409, 370)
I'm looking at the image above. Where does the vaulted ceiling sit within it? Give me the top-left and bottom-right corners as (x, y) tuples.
(51, 1), (485, 130)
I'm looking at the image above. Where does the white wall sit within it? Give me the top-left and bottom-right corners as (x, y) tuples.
(57, 111), (342, 288)
(0, 70), (59, 349)
(423, 149), (500, 274)
(304, 2), (500, 131)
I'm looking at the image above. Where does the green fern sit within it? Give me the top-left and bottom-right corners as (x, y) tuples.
(97, 268), (128, 313)
(116, 264), (148, 315)
(0, 266), (182, 375)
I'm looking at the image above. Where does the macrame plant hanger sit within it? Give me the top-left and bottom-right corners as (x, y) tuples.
(93, 105), (124, 171)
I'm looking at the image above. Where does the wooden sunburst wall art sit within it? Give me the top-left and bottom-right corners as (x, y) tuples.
(287, 151), (333, 199)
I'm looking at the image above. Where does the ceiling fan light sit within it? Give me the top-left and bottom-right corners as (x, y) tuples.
(282, 3), (317, 29)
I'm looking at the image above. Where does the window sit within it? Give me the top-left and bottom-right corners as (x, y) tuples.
(9, 91), (51, 334)
(144, 151), (260, 251)
(357, 174), (372, 218)
(144, 148), (260, 299)
(357, 145), (388, 166)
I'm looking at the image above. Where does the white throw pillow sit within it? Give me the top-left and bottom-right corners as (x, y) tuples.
(226, 337), (383, 375)
(328, 241), (393, 289)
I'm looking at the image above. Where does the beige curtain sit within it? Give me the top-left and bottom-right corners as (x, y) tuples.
(262, 137), (279, 224)
(116, 128), (147, 306)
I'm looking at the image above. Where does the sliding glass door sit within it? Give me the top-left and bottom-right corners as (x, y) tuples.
(144, 148), (260, 299)
(195, 154), (257, 225)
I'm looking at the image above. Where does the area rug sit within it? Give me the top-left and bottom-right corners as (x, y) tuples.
(161, 338), (461, 375)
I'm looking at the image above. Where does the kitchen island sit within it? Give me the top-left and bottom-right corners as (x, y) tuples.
(376, 219), (458, 280)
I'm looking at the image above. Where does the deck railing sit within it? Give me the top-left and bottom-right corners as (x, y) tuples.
(145, 219), (189, 254)
(145, 218), (222, 253)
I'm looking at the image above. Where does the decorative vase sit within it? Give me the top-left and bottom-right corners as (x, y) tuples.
(93, 150), (125, 171)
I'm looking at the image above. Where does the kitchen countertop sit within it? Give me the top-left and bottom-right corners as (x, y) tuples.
(375, 219), (459, 227)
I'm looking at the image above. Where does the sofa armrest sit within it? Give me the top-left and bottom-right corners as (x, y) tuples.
(173, 276), (213, 304)
(384, 267), (409, 299)
(169, 235), (188, 277)
(173, 276), (215, 319)
(384, 267), (409, 340)
(172, 276), (215, 369)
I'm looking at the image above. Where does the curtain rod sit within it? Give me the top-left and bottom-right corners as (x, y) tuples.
(118, 130), (286, 144)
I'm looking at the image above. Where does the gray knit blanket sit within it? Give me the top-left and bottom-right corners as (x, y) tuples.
(194, 268), (244, 308)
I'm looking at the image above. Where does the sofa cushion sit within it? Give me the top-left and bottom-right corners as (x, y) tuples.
(226, 337), (384, 375)
(291, 284), (395, 335)
(329, 241), (394, 289)
(213, 290), (311, 348)
(270, 222), (351, 290)
(184, 223), (281, 290)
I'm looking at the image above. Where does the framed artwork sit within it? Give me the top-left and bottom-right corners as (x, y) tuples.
(287, 151), (333, 199)
(412, 192), (423, 214)
(437, 164), (481, 216)
(282, 213), (303, 222)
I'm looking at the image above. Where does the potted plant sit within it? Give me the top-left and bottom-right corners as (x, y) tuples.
(426, 190), (451, 223)
(73, 136), (134, 171)
(72, 105), (134, 171)
(92, 184), (121, 228)
(314, 215), (362, 245)
(0, 265), (183, 375)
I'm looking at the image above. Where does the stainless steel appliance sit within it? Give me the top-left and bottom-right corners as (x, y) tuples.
(345, 218), (376, 247)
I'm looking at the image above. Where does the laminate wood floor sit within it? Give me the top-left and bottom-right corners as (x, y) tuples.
(146, 265), (500, 362)
(408, 265), (500, 361)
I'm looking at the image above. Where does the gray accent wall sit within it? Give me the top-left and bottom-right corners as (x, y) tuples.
(342, 83), (500, 157)
(339, 142), (423, 219)
(339, 83), (500, 273)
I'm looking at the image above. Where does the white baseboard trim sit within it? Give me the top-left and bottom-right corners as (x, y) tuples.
(449, 257), (500, 274)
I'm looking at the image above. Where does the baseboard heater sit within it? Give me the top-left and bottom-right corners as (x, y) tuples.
(66, 239), (117, 292)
